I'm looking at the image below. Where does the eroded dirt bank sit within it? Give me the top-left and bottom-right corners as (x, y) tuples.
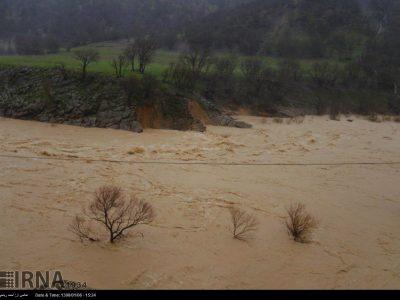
(0, 67), (251, 133)
(0, 116), (400, 289)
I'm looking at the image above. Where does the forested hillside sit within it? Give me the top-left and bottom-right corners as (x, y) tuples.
(0, 0), (250, 52)
(1, 0), (399, 118)
(185, 0), (398, 58)
(1, 0), (398, 60)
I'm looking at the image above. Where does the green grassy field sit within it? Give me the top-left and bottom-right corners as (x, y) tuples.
(0, 40), (180, 77)
(0, 40), (333, 77)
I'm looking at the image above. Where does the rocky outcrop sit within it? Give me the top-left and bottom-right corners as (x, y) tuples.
(0, 66), (250, 133)
(0, 67), (146, 132)
(196, 97), (252, 129)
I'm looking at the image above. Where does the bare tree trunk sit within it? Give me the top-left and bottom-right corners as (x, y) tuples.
(139, 63), (145, 74)
(131, 59), (135, 72)
(109, 229), (115, 243)
(82, 64), (87, 80)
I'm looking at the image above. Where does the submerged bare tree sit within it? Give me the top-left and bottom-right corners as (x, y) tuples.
(73, 48), (99, 79)
(89, 185), (155, 243)
(285, 203), (318, 243)
(69, 216), (99, 242)
(71, 185), (155, 243)
(229, 207), (258, 241)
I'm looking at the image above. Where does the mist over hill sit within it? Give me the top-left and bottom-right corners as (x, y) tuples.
(0, 0), (398, 60)
(185, 0), (397, 58)
(0, 0), (250, 50)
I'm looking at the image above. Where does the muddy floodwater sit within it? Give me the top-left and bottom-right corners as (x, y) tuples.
(1, 116), (400, 289)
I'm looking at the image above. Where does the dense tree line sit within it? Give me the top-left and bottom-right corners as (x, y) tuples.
(1, 0), (399, 117)
(1, 0), (398, 61)
(163, 0), (400, 116)
(185, 0), (396, 59)
(0, 0), (249, 54)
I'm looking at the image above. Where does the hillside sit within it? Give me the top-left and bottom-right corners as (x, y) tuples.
(1, 0), (398, 60)
(0, 66), (251, 133)
(0, 0), (399, 120)
(185, 0), (374, 58)
(0, 0), (250, 52)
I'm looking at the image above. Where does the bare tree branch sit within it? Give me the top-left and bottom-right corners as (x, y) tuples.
(285, 203), (318, 243)
(83, 185), (155, 243)
(68, 215), (99, 242)
(73, 48), (99, 80)
(136, 37), (157, 74)
(229, 207), (258, 241)
(111, 53), (128, 78)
